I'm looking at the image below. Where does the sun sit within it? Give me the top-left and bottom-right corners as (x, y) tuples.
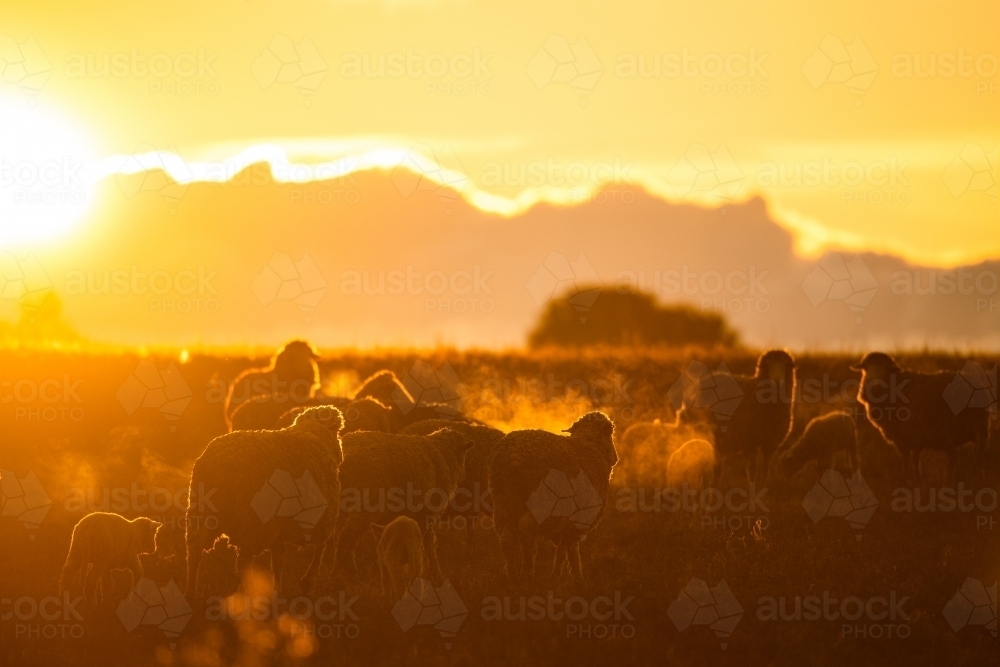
(0, 94), (98, 248)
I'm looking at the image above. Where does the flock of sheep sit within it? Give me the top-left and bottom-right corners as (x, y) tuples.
(60, 341), (997, 609)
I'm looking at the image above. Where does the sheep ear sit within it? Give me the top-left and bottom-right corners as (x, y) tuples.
(370, 523), (386, 539)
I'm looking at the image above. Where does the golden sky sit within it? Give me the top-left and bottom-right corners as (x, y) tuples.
(2, 0), (998, 265)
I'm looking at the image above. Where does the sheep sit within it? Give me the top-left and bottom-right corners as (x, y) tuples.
(780, 411), (857, 478)
(223, 340), (321, 431)
(678, 350), (796, 486)
(229, 394), (346, 433)
(185, 406), (344, 602)
(332, 428), (475, 581)
(851, 352), (992, 482)
(60, 512), (161, 604)
(489, 411), (617, 581)
(352, 369), (476, 431)
(266, 397), (391, 434)
(370, 516), (424, 601)
(354, 370), (412, 407)
(400, 419), (505, 548)
(666, 439), (716, 491)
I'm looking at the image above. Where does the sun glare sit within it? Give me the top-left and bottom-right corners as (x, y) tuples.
(0, 94), (98, 248)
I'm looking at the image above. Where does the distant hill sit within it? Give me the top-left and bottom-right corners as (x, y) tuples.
(4, 164), (998, 350)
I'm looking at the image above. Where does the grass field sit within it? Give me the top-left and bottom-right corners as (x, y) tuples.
(1, 346), (997, 667)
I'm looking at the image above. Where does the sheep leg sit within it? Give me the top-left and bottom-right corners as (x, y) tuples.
(270, 544), (286, 596)
(184, 524), (219, 600)
(379, 559), (391, 600)
(548, 544), (565, 580)
(423, 526), (442, 581)
(300, 541), (328, 595)
(236, 548), (256, 590)
(497, 531), (521, 580)
(60, 553), (83, 596)
(129, 554), (144, 585)
(86, 561), (108, 605)
(567, 541), (584, 582)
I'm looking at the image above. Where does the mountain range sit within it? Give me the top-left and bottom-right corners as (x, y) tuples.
(3, 164), (998, 351)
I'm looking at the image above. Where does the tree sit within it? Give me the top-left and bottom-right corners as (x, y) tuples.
(528, 286), (739, 349)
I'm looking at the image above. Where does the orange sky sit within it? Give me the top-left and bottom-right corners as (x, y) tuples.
(1, 0), (998, 265)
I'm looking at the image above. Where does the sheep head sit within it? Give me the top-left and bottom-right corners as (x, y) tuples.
(355, 370), (413, 407)
(850, 352), (900, 383)
(273, 340), (321, 385)
(293, 405), (346, 464)
(428, 428), (476, 478)
(132, 516), (162, 555)
(563, 411), (618, 467)
(756, 349), (796, 384)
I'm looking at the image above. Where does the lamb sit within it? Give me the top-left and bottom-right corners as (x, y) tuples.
(60, 512), (161, 604)
(370, 516), (424, 601)
(678, 350), (796, 485)
(489, 411), (617, 581)
(400, 419), (505, 545)
(223, 340), (321, 431)
(332, 428), (474, 581)
(666, 439), (716, 491)
(851, 352), (992, 481)
(185, 406), (344, 601)
(780, 411), (857, 478)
